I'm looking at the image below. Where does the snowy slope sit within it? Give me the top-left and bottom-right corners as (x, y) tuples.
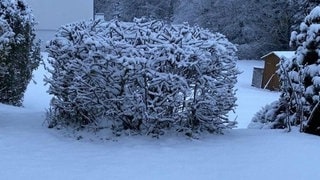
(1, 57), (319, 180)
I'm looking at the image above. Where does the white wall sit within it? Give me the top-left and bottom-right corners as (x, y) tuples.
(25, 0), (93, 48)
(26, 0), (93, 29)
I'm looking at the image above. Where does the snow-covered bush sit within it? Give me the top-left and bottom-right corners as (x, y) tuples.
(46, 19), (238, 137)
(249, 56), (303, 130)
(249, 100), (287, 129)
(0, 0), (41, 106)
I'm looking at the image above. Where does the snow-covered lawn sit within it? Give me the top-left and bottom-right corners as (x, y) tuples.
(229, 60), (280, 128)
(1, 57), (319, 180)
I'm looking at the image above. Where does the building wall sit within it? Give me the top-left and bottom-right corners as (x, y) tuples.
(262, 54), (280, 91)
(25, 0), (93, 48)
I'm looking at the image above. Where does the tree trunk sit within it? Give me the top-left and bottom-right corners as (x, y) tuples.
(305, 102), (320, 135)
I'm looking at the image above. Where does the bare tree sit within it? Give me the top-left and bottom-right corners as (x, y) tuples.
(94, 0), (177, 21)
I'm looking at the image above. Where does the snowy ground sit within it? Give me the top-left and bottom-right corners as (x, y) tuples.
(1, 57), (320, 180)
(229, 60), (280, 128)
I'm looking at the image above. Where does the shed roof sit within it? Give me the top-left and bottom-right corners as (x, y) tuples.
(261, 51), (295, 59)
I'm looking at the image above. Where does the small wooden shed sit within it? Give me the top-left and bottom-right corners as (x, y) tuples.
(260, 51), (295, 91)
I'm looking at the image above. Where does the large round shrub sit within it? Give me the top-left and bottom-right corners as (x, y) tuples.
(46, 19), (239, 137)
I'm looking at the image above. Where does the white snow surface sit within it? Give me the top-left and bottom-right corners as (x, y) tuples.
(228, 60), (280, 128)
(1, 56), (320, 180)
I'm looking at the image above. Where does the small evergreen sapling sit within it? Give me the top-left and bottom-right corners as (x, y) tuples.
(0, 0), (41, 106)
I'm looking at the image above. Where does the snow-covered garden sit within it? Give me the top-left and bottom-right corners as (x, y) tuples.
(2, 55), (320, 180)
(2, 0), (320, 179)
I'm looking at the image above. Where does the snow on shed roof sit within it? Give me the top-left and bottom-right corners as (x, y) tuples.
(261, 51), (295, 59)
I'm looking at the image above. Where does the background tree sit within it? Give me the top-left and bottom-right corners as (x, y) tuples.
(175, 0), (298, 59)
(290, 6), (320, 135)
(292, 0), (320, 31)
(95, 0), (178, 22)
(0, 0), (41, 106)
(95, 0), (304, 59)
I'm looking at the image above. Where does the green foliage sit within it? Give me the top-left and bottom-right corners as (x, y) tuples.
(0, 0), (41, 106)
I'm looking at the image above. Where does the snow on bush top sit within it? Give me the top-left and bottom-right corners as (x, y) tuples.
(0, 0), (36, 45)
(0, 17), (14, 49)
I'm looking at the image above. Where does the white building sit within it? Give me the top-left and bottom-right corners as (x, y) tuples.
(26, 0), (94, 48)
